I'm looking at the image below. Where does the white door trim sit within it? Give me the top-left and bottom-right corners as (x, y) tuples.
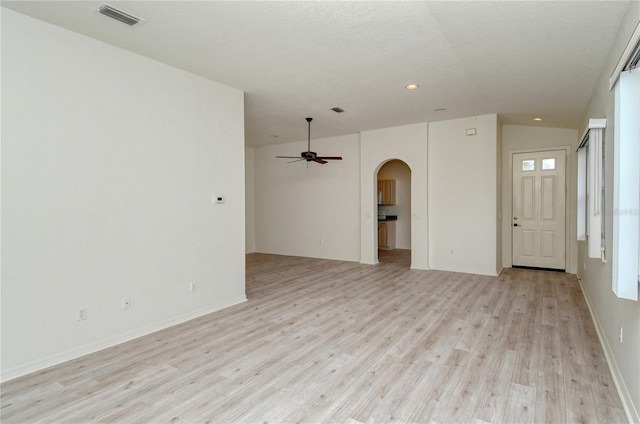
(504, 146), (572, 270)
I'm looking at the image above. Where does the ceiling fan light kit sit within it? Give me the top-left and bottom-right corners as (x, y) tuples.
(276, 118), (343, 165)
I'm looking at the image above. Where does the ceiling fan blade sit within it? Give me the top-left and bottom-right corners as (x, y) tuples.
(313, 158), (328, 164)
(316, 156), (342, 160)
(276, 155), (302, 159)
(287, 158), (306, 163)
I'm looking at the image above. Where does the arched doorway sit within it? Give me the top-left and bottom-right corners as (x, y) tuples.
(375, 159), (411, 267)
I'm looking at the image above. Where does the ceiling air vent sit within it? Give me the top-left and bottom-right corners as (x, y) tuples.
(95, 3), (145, 26)
(624, 42), (640, 71)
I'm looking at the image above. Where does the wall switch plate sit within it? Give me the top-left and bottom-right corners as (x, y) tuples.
(214, 195), (224, 204)
(189, 281), (197, 292)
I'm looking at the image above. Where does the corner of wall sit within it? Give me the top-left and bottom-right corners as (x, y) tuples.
(245, 146), (256, 253)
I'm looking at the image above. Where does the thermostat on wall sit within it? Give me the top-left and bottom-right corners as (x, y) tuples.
(214, 195), (225, 204)
(466, 128), (477, 136)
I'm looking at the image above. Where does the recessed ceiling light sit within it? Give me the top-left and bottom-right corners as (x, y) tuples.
(331, 107), (345, 113)
(435, 108), (446, 112)
(405, 84), (419, 90)
(533, 117), (544, 122)
(270, 135), (279, 138)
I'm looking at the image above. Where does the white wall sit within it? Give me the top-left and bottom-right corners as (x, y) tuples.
(360, 123), (429, 269)
(501, 125), (579, 273)
(428, 114), (500, 276)
(378, 160), (411, 249)
(1, 9), (246, 381)
(254, 134), (361, 261)
(245, 147), (256, 253)
(577, 3), (640, 421)
(253, 117), (501, 276)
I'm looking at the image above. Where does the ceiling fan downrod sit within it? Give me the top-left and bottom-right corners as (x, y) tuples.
(306, 117), (312, 152)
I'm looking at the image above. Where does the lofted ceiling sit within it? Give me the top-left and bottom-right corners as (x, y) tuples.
(2, 1), (632, 147)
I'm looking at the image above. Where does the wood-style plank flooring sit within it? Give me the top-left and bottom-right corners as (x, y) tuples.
(1, 251), (627, 423)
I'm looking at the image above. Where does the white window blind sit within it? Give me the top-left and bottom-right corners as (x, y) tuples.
(610, 21), (639, 301)
(577, 119), (606, 260)
(577, 148), (586, 241)
(612, 68), (640, 301)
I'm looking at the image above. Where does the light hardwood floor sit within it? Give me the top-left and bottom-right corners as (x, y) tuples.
(1, 251), (627, 423)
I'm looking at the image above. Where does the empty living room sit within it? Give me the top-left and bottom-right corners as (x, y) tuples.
(2, 1), (639, 423)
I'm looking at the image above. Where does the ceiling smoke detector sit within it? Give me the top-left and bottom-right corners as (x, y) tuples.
(95, 3), (145, 26)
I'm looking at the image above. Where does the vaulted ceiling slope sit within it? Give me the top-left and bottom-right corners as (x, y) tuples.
(3, 1), (632, 147)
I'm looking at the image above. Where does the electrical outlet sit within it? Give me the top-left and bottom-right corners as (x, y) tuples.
(619, 326), (623, 343)
(77, 307), (87, 321)
(189, 281), (197, 292)
(121, 297), (131, 310)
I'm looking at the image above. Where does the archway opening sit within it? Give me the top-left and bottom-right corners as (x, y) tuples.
(376, 159), (411, 267)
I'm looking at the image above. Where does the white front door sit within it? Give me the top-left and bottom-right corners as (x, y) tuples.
(512, 150), (566, 269)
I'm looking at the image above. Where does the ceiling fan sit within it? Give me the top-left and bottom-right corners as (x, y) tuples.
(276, 118), (342, 165)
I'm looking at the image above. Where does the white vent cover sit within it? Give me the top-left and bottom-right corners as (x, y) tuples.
(624, 42), (640, 71)
(94, 3), (145, 26)
(610, 21), (640, 89)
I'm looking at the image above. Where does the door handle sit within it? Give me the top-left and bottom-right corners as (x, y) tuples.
(513, 223), (521, 227)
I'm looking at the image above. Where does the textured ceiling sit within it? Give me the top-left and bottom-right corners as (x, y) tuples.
(2, 1), (632, 147)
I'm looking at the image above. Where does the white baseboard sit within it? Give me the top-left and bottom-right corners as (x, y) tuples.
(577, 277), (639, 424)
(1, 295), (247, 383)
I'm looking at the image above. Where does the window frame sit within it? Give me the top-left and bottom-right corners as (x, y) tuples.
(612, 68), (640, 301)
(610, 20), (640, 301)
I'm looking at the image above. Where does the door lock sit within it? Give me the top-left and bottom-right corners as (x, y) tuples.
(513, 223), (521, 227)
